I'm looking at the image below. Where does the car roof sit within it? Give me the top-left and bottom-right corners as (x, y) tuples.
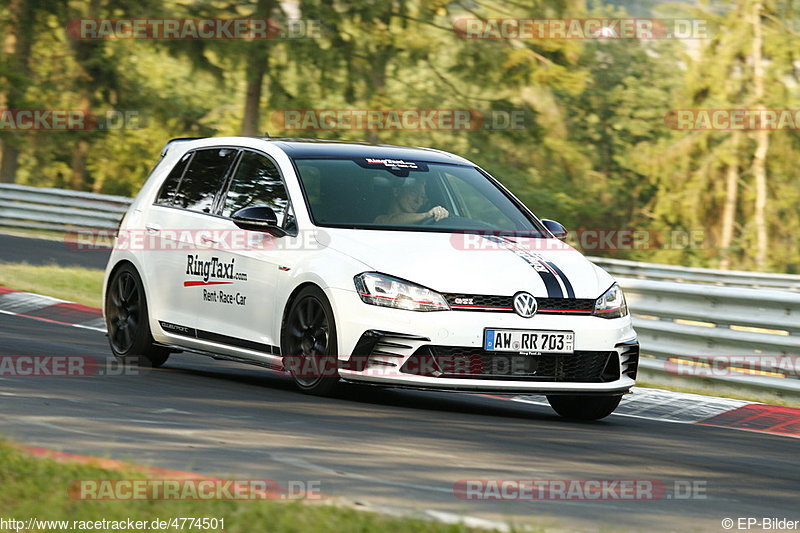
(162, 136), (473, 165)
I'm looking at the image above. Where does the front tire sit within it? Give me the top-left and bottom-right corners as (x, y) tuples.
(105, 263), (169, 368)
(546, 394), (622, 420)
(281, 286), (340, 396)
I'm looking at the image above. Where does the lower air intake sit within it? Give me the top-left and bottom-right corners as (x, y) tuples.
(401, 346), (619, 382)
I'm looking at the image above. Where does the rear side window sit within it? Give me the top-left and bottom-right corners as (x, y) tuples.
(221, 151), (289, 223)
(155, 152), (192, 205)
(172, 148), (238, 213)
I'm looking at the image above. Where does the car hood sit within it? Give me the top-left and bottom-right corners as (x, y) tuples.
(316, 228), (613, 299)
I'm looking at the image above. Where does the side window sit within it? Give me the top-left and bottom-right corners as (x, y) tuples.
(155, 152), (192, 206)
(221, 151), (290, 224)
(173, 148), (238, 213)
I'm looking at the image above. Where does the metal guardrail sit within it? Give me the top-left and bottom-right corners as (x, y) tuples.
(592, 258), (800, 393)
(0, 183), (131, 231)
(620, 277), (800, 393)
(636, 358), (800, 394)
(0, 184), (797, 394)
(590, 256), (800, 292)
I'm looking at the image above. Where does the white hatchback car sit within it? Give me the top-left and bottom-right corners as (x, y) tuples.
(103, 137), (638, 420)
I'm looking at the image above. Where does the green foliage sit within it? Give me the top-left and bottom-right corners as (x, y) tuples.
(0, 0), (798, 272)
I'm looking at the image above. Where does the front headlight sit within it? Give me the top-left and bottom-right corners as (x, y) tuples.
(594, 283), (628, 319)
(354, 272), (450, 311)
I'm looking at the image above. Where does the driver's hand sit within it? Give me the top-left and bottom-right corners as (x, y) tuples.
(428, 206), (449, 221)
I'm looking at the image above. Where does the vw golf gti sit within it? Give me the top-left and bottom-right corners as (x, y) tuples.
(103, 137), (639, 420)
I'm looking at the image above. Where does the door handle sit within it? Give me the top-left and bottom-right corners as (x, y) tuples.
(145, 223), (161, 234)
(200, 235), (217, 244)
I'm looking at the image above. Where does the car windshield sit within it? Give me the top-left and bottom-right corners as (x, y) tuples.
(292, 157), (543, 234)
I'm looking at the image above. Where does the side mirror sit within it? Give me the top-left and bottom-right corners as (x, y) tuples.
(541, 218), (568, 241)
(231, 206), (286, 236)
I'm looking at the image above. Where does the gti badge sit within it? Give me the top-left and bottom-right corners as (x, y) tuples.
(513, 291), (538, 318)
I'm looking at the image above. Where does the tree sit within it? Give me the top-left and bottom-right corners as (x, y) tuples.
(633, 0), (800, 272)
(0, 0), (39, 183)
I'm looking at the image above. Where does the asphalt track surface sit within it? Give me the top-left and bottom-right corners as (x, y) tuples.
(1, 233), (798, 531)
(0, 311), (797, 532)
(0, 232), (110, 270)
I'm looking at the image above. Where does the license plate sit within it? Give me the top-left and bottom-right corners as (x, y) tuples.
(484, 329), (574, 354)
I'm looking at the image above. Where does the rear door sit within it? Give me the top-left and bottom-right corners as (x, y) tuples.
(143, 147), (239, 339)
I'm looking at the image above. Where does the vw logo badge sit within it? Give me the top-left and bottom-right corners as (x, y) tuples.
(513, 292), (538, 318)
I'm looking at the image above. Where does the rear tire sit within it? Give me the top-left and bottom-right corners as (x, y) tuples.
(105, 263), (169, 368)
(281, 286), (340, 396)
(546, 394), (622, 420)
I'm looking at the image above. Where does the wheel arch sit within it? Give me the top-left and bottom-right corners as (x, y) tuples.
(103, 259), (157, 332)
(279, 281), (341, 355)
(103, 259), (136, 318)
(280, 282), (321, 337)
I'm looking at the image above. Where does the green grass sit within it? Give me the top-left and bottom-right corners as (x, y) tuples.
(0, 440), (504, 533)
(0, 262), (104, 308)
(637, 379), (800, 408)
(0, 227), (73, 240)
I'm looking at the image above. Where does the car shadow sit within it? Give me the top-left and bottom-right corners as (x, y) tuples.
(152, 353), (619, 426)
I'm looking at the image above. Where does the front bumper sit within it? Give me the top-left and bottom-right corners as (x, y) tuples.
(328, 287), (638, 393)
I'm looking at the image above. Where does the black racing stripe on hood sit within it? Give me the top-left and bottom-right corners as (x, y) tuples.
(484, 235), (564, 298)
(544, 260), (575, 299)
(534, 262), (563, 298)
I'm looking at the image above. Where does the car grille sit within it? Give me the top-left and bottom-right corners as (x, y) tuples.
(444, 294), (513, 311)
(537, 298), (596, 313)
(342, 330), (429, 372)
(401, 346), (620, 382)
(619, 341), (639, 380)
(443, 294), (595, 315)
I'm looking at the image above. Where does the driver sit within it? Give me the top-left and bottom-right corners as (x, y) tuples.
(374, 178), (449, 224)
